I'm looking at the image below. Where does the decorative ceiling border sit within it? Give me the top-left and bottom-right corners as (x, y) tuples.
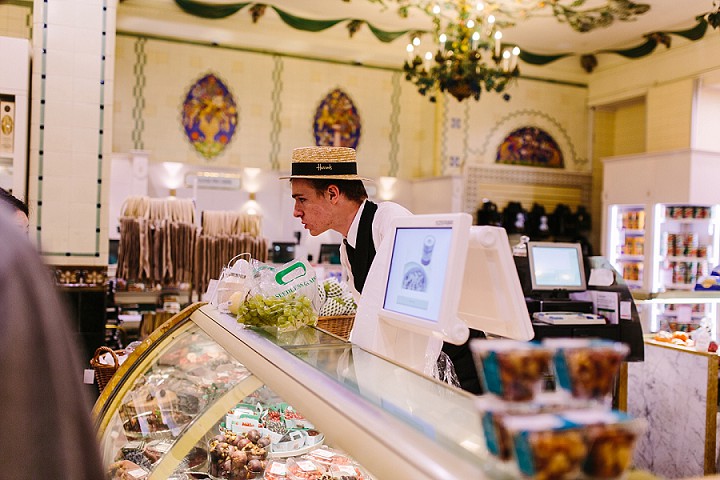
(170, 0), (720, 71)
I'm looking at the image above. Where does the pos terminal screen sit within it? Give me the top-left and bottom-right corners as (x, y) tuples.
(383, 227), (453, 323)
(528, 242), (586, 291)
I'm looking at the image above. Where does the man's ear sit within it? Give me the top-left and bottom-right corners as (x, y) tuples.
(327, 184), (341, 204)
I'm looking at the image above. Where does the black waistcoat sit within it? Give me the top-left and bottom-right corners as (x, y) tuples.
(345, 200), (378, 293)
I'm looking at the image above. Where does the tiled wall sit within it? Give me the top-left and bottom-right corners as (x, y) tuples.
(646, 79), (694, 152)
(0, 4), (31, 39)
(112, 34), (436, 180)
(613, 100), (646, 155)
(444, 78), (591, 175)
(28, 0), (116, 268)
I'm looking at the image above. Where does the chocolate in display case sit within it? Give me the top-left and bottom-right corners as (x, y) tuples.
(94, 304), (648, 480)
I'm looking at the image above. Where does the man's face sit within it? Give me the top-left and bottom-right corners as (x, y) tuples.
(291, 179), (334, 236)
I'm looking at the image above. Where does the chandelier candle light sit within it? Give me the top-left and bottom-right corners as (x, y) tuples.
(404, 0), (520, 102)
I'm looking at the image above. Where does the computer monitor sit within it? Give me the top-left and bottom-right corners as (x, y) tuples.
(527, 241), (587, 293)
(319, 243), (341, 264)
(375, 214), (533, 343)
(378, 213), (471, 342)
(271, 242), (296, 264)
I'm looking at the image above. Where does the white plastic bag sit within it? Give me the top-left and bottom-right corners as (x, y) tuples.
(210, 253), (253, 313)
(235, 259), (321, 331)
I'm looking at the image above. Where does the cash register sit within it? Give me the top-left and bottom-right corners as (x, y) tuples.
(524, 241), (596, 322)
(515, 241), (644, 361)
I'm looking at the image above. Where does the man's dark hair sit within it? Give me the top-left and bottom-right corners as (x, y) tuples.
(306, 179), (368, 203)
(0, 188), (28, 216)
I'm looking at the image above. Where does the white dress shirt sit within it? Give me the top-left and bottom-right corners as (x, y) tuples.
(340, 200), (412, 300)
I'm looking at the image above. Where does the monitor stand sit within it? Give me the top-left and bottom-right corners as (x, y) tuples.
(350, 236), (468, 376)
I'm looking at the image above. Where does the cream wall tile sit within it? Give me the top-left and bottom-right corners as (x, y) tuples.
(43, 125), (74, 153)
(68, 227), (97, 252)
(647, 79), (693, 152)
(41, 151), (73, 178)
(72, 77), (102, 105)
(42, 100), (75, 130)
(71, 7), (103, 32)
(42, 229), (70, 254)
(73, 30), (103, 56)
(74, 52), (103, 79)
(72, 127), (101, 154)
(46, 1), (79, 27)
(71, 101), (104, 129)
(43, 73), (75, 101)
(613, 101), (646, 155)
(45, 49), (75, 77)
(46, 24), (76, 52)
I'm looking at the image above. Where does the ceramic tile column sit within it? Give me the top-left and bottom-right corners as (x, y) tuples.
(29, 0), (117, 284)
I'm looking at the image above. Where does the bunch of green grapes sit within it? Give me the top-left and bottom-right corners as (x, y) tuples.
(236, 293), (316, 329)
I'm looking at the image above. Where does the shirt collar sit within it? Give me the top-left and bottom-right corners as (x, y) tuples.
(345, 200), (367, 249)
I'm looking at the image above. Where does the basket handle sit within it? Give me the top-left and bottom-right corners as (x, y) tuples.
(92, 346), (120, 368)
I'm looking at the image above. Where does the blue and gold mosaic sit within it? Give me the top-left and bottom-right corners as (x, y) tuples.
(496, 126), (564, 168)
(182, 73), (238, 160)
(313, 88), (361, 148)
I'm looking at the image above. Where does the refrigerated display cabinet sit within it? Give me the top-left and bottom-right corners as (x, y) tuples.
(605, 202), (720, 336)
(602, 150), (720, 338)
(93, 303), (489, 480)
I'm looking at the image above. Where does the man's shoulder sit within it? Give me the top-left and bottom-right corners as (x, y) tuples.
(375, 201), (412, 217)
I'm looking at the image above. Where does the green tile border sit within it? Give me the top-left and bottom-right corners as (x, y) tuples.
(131, 37), (147, 150)
(388, 71), (400, 177)
(269, 55), (283, 170)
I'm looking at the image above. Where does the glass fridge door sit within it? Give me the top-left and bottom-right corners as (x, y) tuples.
(651, 204), (718, 293)
(607, 204), (646, 291)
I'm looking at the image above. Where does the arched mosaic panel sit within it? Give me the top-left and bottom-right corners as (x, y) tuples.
(496, 126), (564, 168)
(313, 88), (361, 149)
(181, 73), (238, 160)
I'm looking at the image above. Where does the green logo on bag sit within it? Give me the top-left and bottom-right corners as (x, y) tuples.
(275, 262), (307, 286)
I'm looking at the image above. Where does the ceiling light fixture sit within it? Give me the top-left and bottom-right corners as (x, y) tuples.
(403, 0), (520, 102)
(396, 0), (651, 102)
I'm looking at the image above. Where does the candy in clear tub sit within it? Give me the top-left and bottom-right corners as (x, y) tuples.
(562, 409), (646, 480)
(504, 414), (587, 480)
(543, 339), (629, 401)
(470, 340), (553, 402)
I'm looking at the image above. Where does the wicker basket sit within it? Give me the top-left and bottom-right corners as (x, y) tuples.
(90, 346), (124, 393)
(316, 315), (355, 341)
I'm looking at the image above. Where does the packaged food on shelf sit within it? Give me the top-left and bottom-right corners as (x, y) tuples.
(562, 410), (645, 480)
(504, 413), (587, 480)
(304, 446), (353, 468)
(263, 459), (288, 480)
(327, 463), (370, 479)
(285, 457), (326, 480)
(470, 340), (553, 402)
(543, 339), (628, 402)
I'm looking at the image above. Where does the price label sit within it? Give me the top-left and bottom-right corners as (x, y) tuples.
(297, 460), (318, 472)
(269, 463), (287, 475)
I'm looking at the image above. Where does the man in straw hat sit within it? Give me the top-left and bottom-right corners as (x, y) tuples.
(282, 146), (411, 298)
(283, 146), (484, 394)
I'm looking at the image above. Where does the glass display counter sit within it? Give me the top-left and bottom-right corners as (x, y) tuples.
(94, 303), (487, 479)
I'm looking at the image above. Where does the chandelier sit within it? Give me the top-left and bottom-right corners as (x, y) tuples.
(399, 0), (652, 102)
(404, 0), (521, 103)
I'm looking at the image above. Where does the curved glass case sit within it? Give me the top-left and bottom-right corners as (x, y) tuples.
(94, 303), (488, 479)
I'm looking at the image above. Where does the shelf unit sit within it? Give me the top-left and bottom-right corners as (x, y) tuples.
(602, 150), (720, 338)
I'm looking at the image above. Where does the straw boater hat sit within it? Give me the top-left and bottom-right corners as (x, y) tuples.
(279, 146), (372, 181)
